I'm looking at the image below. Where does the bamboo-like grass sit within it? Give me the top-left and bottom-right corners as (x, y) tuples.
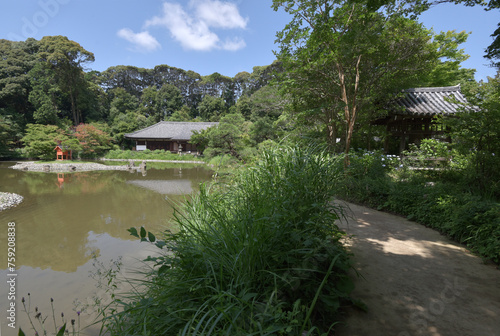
(100, 145), (356, 335)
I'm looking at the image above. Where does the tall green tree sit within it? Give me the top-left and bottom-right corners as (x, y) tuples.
(168, 105), (192, 121)
(273, 0), (437, 161)
(484, 0), (500, 68)
(191, 113), (249, 158)
(109, 87), (139, 121)
(422, 30), (476, 87)
(139, 84), (184, 122)
(37, 36), (95, 125)
(0, 38), (39, 127)
(28, 62), (64, 125)
(445, 73), (500, 195)
(197, 95), (227, 121)
(156, 84), (184, 121)
(0, 115), (15, 157)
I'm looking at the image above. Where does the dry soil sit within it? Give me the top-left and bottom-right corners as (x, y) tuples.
(334, 201), (500, 336)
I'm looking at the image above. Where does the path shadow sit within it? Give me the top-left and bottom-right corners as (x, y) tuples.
(334, 202), (500, 336)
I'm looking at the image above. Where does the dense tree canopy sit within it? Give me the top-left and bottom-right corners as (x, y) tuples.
(273, 0), (439, 158)
(0, 21), (482, 159)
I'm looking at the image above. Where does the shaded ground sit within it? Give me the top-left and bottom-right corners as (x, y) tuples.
(335, 201), (500, 336)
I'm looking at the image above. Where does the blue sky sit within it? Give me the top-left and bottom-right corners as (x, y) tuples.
(0, 0), (498, 81)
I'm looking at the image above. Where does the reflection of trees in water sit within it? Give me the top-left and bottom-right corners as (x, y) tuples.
(19, 171), (125, 195)
(0, 167), (213, 272)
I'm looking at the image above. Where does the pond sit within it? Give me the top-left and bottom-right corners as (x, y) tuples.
(0, 162), (214, 336)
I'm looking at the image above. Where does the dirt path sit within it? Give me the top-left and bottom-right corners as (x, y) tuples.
(334, 201), (500, 336)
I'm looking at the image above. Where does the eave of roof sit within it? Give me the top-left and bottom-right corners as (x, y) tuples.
(393, 84), (472, 117)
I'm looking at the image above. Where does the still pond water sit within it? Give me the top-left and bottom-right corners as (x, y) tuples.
(0, 162), (213, 335)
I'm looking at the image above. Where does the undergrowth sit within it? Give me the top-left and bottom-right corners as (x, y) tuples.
(96, 145), (358, 335)
(104, 149), (199, 161)
(336, 150), (500, 264)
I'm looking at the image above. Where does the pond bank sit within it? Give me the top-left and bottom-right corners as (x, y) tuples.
(100, 158), (206, 164)
(10, 161), (132, 172)
(0, 192), (23, 211)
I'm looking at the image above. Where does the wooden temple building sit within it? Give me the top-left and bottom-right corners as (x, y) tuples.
(54, 145), (72, 161)
(124, 121), (219, 153)
(373, 85), (473, 153)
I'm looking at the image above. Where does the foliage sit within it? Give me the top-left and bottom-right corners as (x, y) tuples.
(0, 35), (283, 156)
(335, 151), (400, 207)
(0, 38), (39, 127)
(21, 124), (75, 160)
(140, 84), (184, 122)
(73, 123), (113, 158)
(335, 149), (500, 264)
(28, 62), (65, 125)
(110, 112), (151, 148)
(197, 95), (228, 121)
(273, 0), (438, 157)
(192, 113), (252, 160)
(169, 105), (193, 121)
(0, 114), (15, 157)
(108, 87), (139, 121)
(421, 30), (476, 87)
(444, 75), (500, 197)
(104, 149), (199, 161)
(401, 138), (453, 169)
(97, 146), (357, 335)
(37, 35), (95, 126)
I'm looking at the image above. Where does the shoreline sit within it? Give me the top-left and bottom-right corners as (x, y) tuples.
(10, 161), (134, 172)
(0, 192), (24, 211)
(100, 158), (206, 164)
(8, 159), (207, 172)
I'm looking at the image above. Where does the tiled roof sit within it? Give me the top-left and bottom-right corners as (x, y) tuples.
(125, 121), (219, 140)
(394, 85), (471, 116)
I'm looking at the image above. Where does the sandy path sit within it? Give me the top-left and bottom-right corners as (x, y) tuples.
(334, 201), (500, 336)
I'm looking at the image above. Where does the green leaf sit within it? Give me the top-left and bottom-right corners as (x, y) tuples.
(158, 264), (170, 275)
(148, 231), (156, 243)
(18, 328), (26, 336)
(128, 227), (139, 238)
(140, 226), (147, 239)
(56, 323), (66, 336)
(155, 241), (166, 249)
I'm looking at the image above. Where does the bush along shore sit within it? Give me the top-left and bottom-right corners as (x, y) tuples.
(335, 150), (500, 265)
(0, 192), (23, 211)
(96, 146), (360, 335)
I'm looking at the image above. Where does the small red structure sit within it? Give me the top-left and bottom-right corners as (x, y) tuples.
(55, 145), (72, 161)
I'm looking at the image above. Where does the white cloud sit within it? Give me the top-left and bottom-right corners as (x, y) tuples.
(194, 0), (248, 29)
(146, 2), (219, 51)
(145, 0), (248, 51)
(221, 37), (246, 51)
(117, 28), (161, 52)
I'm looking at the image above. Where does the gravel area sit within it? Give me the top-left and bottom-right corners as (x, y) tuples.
(0, 192), (24, 211)
(10, 161), (134, 172)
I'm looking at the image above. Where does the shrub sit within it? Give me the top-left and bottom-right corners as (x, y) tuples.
(336, 155), (500, 264)
(104, 149), (198, 161)
(97, 146), (358, 335)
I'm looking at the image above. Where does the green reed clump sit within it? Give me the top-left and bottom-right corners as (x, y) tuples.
(100, 145), (356, 335)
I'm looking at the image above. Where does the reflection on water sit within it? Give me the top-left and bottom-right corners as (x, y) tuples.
(0, 162), (213, 335)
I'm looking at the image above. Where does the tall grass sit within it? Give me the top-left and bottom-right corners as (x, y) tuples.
(104, 149), (199, 161)
(99, 145), (356, 335)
